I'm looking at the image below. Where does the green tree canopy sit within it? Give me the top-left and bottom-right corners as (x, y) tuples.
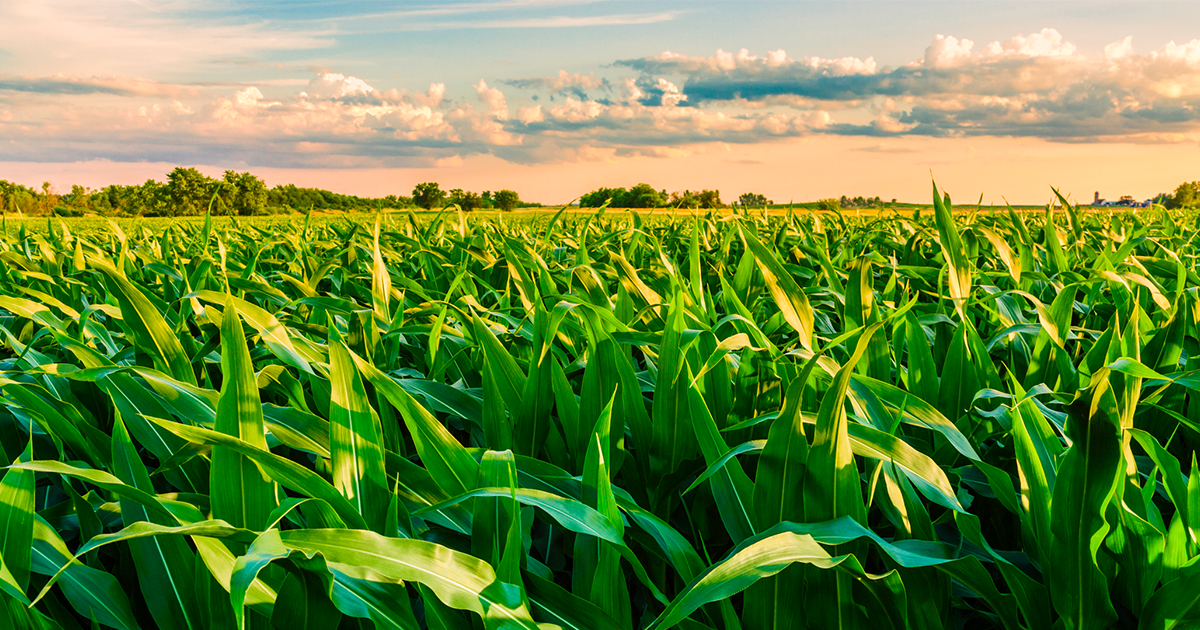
(219, 170), (268, 216)
(166, 167), (217, 217)
(737, 192), (769, 207)
(493, 189), (520, 211)
(413, 182), (446, 209)
(1168, 181), (1200, 209)
(580, 183), (668, 208)
(447, 188), (483, 211)
(670, 189), (723, 209)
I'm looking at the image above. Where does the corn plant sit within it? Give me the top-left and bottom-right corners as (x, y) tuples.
(1, 188), (1199, 629)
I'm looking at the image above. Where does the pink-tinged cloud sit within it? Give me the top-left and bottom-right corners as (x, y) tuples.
(4, 28), (1200, 174)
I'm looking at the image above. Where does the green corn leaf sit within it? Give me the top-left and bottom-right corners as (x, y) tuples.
(212, 297), (278, 533)
(746, 376), (808, 630)
(109, 414), (204, 630)
(372, 216), (392, 320)
(0, 444), (34, 591)
(1046, 378), (1123, 629)
(271, 568), (344, 630)
(1139, 558), (1200, 630)
(525, 570), (625, 630)
(1010, 398), (1055, 567)
(738, 222), (815, 350)
(11, 460), (181, 523)
(90, 256), (196, 385)
(930, 181), (971, 320)
(30, 517), (138, 630)
(330, 573), (420, 630)
(650, 290), (698, 483)
(145, 414), (369, 530)
(350, 350), (480, 498)
(580, 395), (629, 626)
(0, 380), (106, 468)
(276, 528), (538, 625)
(188, 290), (312, 374)
(516, 301), (554, 457)
(844, 422), (963, 512)
(649, 517), (1018, 630)
(415, 488), (623, 547)
(328, 330), (389, 532)
(687, 372), (756, 543)
(803, 323), (880, 526)
(472, 450), (522, 583)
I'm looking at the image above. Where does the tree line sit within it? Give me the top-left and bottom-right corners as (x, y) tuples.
(0, 168), (417, 217)
(1164, 181), (1200, 209)
(410, 183), (535, 211)
(0, 174), (770, 216)
(16, 167), (1193, 218)
(578, 184), (728, 209)
(0, 170), (543, 217)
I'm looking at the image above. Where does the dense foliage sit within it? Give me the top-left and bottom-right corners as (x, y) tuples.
(267, 183), (411, 215)
(1, 169), (414, 218)
(1164, 181), (1200, 209)
(579, 185), (723, 209)
(736, 193), (771, 208)
(412, 183), (530, 212)
(2, 188), (1200, 629)
(838, 195), (886, 209)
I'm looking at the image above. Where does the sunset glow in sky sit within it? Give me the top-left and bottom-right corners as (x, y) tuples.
(3, 0), (1200, 204)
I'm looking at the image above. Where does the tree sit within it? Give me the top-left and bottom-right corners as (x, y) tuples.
(835, 195), (883, 209)
(134, 179), (172, 217)
(67, 184), (91, 210)
(447, 188), (483, 211)
(580, 183), (668, 208)
(383, 194), (412, 208)
(494, 189), (520, 211)
(166, 167), (217, 217)
(738, 192), (768, 208)
(669, 190), (699, 209)
(668, 189), (721, 209)
(1168, 181), (1200, 209)
(626, 183), (666, 208)
(220, 170), (268, 216)
(580, 187), (625, 208)
(1, 180), (37, 215)
(412, 182), (445, 209)
(38, 182), (59, 214)
(696, 189), (722, 209)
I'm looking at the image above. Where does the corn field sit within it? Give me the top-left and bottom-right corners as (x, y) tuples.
(2, 184), (1200, 629)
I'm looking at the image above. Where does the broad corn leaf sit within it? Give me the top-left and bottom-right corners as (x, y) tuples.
(328, 330), (389, 532)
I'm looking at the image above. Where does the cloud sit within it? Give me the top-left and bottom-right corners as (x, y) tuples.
(613, 31), (1200, 142)
(0, 60), (840, 168)
(852, 144), (919, 154)
(503, 71), (610, 99)
(0, 75), (198, 98)
(0, 1), (332, 76)
(0, 71), (469, 168)
(380, 11), (681, 32)
(292, 1), (607, 23)
(8, 28), (1200, 171)
(302, 73), (375, 99)
(474, 80), (509, 118)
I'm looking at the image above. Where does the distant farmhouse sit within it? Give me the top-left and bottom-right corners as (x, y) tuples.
(1093, 191), (1154, 208)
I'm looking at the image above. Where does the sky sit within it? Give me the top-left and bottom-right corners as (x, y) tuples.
(2, 0), (1200, 204)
